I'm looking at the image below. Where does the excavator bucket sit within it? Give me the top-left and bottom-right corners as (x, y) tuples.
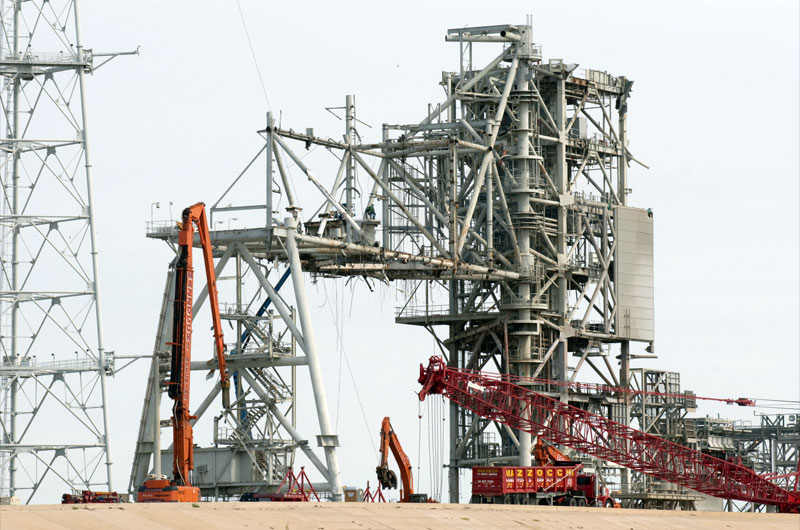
(376, 465), (398, 490)
(222, 386), (230, 409)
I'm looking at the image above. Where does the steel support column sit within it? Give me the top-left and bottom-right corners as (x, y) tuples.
(284, 218), (343, 501)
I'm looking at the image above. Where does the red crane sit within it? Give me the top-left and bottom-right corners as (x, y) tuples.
(137, 203), (230, 503)
(500, 374), (755, 407)
(417, 356), (800, 513)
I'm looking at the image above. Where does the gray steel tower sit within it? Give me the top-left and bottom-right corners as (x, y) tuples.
(132, 20), (668, 505)
(0, 0), (130, 502)
(236, 21), (652, 502)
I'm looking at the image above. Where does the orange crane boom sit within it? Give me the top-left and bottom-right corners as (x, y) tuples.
(376, 417), (414, 502)
(137, 202), (230, 503)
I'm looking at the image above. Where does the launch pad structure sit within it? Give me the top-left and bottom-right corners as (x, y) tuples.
(0, 9), (775, 508)
(129, 19), (798, 508)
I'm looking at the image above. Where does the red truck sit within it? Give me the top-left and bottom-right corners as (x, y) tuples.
(470, 463), (618, 507)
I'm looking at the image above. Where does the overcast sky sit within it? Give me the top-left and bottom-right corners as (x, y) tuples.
(50, 0), (800, 501)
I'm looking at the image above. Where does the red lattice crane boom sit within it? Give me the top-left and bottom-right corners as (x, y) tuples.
(507, 376), (755, 407)
(417, 356), (800, 513)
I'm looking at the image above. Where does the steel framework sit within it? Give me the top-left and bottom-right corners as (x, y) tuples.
(257, 21), (650, 502)
(0, 0), (131, 503)
(129, 20), (652, 503)
(130, 221), (345, 500)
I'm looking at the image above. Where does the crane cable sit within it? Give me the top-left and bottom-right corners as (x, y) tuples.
(437, 396), (446, 501)
(417, 398), (426, 496)
(426, 394), (446, 502)
(462, 369), (768, 408)
(427, 394), (438, 501)
(323, 280), (378, 460)
(234, 0), (272, 111)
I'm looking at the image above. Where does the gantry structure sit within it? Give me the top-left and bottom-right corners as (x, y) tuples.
(131, 19), (655, 503)
(132, 20), (796, 507)
(0, 0), (132, 503)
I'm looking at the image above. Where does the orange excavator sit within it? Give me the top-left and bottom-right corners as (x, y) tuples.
(375, 417), (436, 503)
(376, 417), (415, 502)
(533, 437), (572, 466)
(137, 203), (230, 502)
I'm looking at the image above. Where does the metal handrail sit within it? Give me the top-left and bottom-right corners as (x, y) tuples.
(0, 51), (91, 64)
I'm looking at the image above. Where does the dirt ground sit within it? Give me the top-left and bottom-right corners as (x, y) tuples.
(2, 502), (799, 530)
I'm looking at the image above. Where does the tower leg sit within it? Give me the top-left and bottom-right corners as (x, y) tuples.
(285, 219), (343, 501)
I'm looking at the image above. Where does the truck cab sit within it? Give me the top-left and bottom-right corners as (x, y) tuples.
(575, 473), (617, 508)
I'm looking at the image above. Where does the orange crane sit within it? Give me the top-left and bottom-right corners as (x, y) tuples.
(376, 417), (415, 502)
(137, 203), (230, 503)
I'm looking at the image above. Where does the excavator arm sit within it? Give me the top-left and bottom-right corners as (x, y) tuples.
(169, 203), (229, 487)
(376, 417), (414, 502)
(179, 203), (230, 403)
(139, 202), (229, 503)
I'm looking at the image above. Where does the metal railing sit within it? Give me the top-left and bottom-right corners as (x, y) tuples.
(1, 353), (113, 373)
(500, 292), (549, 308)
(573, 190), (611, 205)
(145, 220), (177, 237)
(0, 50), (92, 65)
(395, 304), (451, 318)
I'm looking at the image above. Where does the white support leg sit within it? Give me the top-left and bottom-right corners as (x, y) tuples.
(284, 218), (343, 501)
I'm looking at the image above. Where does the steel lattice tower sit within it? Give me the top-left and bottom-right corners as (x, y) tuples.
(0, 0), (121, 502)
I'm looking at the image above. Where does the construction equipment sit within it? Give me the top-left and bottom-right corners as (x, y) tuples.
(61, 490), (124, 504)
(506, 375), (755, 407)
(534, 438), (572, 466)
(137, 203), (230, 503)
(470, 437), (617, 506)
(376, 416), (430, 502)
(417, 356), (800, 513)
(376, 417), (414, 502)
(471, 464), (617, 507)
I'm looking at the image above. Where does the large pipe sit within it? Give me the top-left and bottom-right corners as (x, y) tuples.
(292, 232), (520, 280)
(284, 218), (343, 501)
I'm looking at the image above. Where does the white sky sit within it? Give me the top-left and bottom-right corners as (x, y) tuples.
(53, 0), (800, 501)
